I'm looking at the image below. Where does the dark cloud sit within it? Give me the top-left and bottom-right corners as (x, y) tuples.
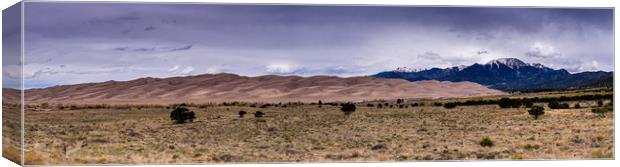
(144, 26), (156, 31)
(134, 47), (156, 52)
(3, 3), (22, 88)
(114, 47), (128, 51)
(116, 13), (141, 21)
(168, 45), (192, 51)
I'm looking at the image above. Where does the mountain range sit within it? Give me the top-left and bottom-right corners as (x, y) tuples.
(372, 58), (613, 91)
(8, 74), (504, 104)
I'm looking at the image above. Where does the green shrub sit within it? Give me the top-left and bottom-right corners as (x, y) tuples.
(523, 144), (539, 151)
(523, 144), (540, 151)
(591, 108), (606, 115)
(592, 103), (612, 117)
(511, 153), (524, 160)
(528, 106), (545, 120)
(480, 137), (494, 147)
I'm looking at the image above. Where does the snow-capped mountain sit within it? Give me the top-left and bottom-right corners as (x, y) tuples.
(372, 58), (612, 91)
(486, 58), (529, 69)
(394, 67), (416, 72)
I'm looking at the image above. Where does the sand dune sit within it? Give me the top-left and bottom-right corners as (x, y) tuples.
(7, 73), (505, 104)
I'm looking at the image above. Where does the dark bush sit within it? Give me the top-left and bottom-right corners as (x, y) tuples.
(548, 101), (559, 109)
(396, 99), (404, 104)
(238, 110), (247, 118)
(443, 102), (458, 109)
(597, 100), (604, 107)
(560, 102), (570, 109)
(548, 101), (569, 109)
(367, 103), (375, 107)
(340, 103), (356, 115)
(524, 101), (534, 108)
(411, 103), (419, 107)
(41, 103), (50, 109)
(523, 144), (540, 151)
(480, 137), (494, 147)
(574, 103), (581, 109)
(528, 106), (545, 120)
(254, 111), (265, 118)
(591, 102), (612, 117)
(170, 107), (196, 124)
(433, 102), (443, 107)
(371, 143), (387, 150)
(591, 108), (607, 117)
(498, 98), (522, 108)
(377, 103), (383, 108)
(326, 102), (339, 106)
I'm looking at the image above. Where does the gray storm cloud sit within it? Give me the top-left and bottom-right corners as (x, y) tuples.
(19, 2), (613, 88)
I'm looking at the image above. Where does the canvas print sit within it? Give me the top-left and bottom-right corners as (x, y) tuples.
(2, 1), (614, 165)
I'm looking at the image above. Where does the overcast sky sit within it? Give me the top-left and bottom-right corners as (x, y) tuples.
(10, 3), (615, 88)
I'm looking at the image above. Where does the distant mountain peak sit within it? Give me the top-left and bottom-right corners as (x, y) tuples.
(394, 67), (415, 72)
(530, 63), (546, 69)
(372, 58), (612, 91)
(486, 58), (528, 69)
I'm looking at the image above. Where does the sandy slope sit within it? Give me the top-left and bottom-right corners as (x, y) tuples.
(6, 73), (505, 104)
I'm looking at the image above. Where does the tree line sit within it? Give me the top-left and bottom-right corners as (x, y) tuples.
(442, 93), (612, 109)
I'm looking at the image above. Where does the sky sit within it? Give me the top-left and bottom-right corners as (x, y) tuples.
(5, 2), (615, 88)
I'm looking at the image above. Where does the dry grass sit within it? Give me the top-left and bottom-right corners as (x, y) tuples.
(14, 92), (614, 165)
(2, 104), (22, 165)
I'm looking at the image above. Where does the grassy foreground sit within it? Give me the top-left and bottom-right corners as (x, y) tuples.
(17, 92), (613, 165)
